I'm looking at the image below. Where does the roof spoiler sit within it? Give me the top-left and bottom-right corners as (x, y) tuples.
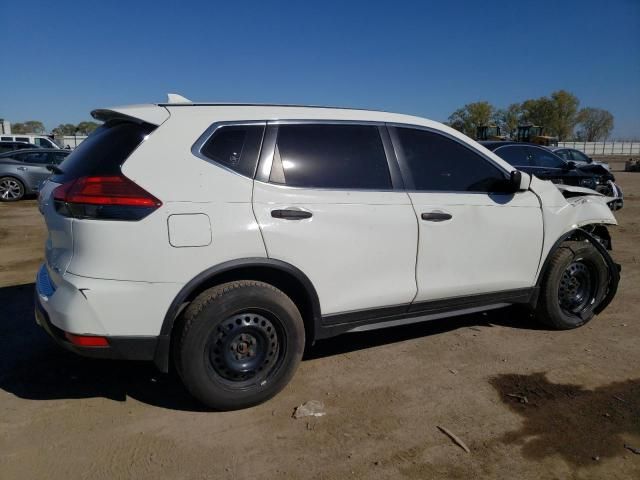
(91, 104), (170, 126)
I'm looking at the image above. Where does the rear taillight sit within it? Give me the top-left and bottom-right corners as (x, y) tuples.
(53, 175), (161, 221)
(64, 332), (109, 347)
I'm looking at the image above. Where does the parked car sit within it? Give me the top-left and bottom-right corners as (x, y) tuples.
(0, 134), (59, 149)
(481, 141), (623, 210)
(0, 140), (40, 154)
(35, 99), (620, 410)
(0, 149), (69, 201)
(551, 147), (610, 171)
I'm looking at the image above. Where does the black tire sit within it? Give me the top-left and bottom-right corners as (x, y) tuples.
(176, 280), (305, 410)
(535, 241), (609, 329)
(0, 176), (25, 202)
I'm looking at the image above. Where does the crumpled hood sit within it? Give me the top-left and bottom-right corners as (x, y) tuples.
(555, 184), (604, 197)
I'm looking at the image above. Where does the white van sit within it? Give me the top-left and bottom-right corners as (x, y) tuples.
(0, 134), (59, 148)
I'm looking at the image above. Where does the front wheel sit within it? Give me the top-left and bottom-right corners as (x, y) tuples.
(535, 241), (609, 329)
(176, 281), (305, 410)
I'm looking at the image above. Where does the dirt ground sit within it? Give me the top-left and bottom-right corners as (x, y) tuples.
(1, 158), (639, 479)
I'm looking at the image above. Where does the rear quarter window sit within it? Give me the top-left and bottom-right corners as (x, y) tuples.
(51, 121), (154, 183)
(198, 124), (265, 178)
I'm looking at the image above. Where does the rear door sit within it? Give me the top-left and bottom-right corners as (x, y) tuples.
(20, 151), (54, 189)
(390, 126), (543, 303)
(252, 122), (418, 317)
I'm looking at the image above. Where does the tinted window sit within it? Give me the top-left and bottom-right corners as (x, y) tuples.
(18, 152), (51, 164)
(571, 150), (591, 163)
(271, 124), (391, 189)
(529, 147), (564, 168)
(200, 125), (264, 178)
(52, 152), (69, 165)
(52, 121), (154, 183)
(16, 137), (29, 143)
(0, 137), (11, 141)
(494, 145), (532, 166)
(554, 149), (570, 160)
(396, 128), (506, 192)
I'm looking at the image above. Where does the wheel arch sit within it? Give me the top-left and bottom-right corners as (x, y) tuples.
(154, 258), (322, 372)
(534, 225), (619, 313)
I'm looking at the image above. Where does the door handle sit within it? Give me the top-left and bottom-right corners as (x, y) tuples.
(421, 212), (452, 222)
(17, 166), (28, 171)
(271, 209), (313, 220)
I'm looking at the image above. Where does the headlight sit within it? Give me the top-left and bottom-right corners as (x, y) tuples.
(580, 178), (597, 189)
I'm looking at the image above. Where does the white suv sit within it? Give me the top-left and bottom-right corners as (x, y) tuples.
(35, 97), (620, 410)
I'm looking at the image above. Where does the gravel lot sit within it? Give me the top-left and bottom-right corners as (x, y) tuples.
(1, 158), (638, 479)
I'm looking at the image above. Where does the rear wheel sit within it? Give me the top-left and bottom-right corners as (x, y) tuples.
(535, 241), (609, 329)
(0, 177), (25, 201)
(176, 280), (305, 410)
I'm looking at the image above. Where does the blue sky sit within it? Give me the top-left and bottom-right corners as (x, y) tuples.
(1, 0), (639, 138)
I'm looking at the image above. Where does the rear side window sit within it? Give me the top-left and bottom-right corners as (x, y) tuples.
(270, 124), (391, 189)
(51, 121), (154, 183)
(18, 152), (51, 164)
(395, 128), (506, 192)
(200, 125), (264, 178)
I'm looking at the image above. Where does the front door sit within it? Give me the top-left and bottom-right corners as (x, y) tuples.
(390, 126), (544, 303)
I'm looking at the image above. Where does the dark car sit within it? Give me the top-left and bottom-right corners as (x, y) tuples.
(0, 141), (40, 154)
(0, 149), (70, 201)
(481, 141), (623, 210)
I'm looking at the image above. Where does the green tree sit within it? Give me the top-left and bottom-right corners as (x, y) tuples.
(575, 108), (614, 141)
(493, 103), (522, 138)
(520, 97), (556, 130)
(11, 120), (45, 134)
(76, 121), (100, 135)
(549, 90), (579, 141)
(52, 123), (78, 136)
(447, 101), (495, 138)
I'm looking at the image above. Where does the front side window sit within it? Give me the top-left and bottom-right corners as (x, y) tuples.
(270, 124), (392, 189)
(34, 137), (56, 148)
(528, 147), (565, 168)
(494, 145), (532, 167)
(200, 125), (264, 178)
(571, 150), (591, 163)
(555, 149), (570, 160)
(395, 127), (506, 192)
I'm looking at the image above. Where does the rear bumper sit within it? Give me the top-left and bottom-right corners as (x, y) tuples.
(35, 293), (158, 361)
(34, 263), (171, 367)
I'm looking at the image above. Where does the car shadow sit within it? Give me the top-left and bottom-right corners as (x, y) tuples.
(0, 283), (544, 411)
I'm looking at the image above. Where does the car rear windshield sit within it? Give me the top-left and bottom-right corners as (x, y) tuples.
(51, 120), (155, 183)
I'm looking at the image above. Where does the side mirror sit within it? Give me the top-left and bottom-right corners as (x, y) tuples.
(566, 161), (577, 170)
(509, 170), (523, 192)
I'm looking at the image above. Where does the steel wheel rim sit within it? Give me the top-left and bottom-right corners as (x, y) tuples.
(208, 311), (282, 385)
(558, 261), (595, 314)
(0, 179), (22, 200)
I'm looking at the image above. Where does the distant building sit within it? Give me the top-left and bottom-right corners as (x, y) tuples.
(0, 119), (10, 134)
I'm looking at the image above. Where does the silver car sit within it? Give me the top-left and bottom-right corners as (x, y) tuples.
(0, 149), (69, 201)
